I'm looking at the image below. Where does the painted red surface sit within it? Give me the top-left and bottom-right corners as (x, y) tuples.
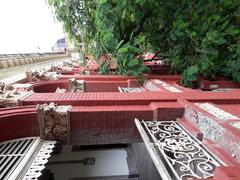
(217, 104), (240, 117)
(32, 79), (140, 92)
(0, 106), (39, 142)
(69, 102), (184, 145)
(182, 101), (240, 164)
(198, 78), (240, 90)
(58, 74), (181, 83)
(178, 90), (240, 104)
(211, 166), (240, 180)
(1, 74), (240, 179)
(32, 80), (68, 92)
(146, 64), (171, 74)
(20, 91), (177, 106)
(84, 81), (128, 92)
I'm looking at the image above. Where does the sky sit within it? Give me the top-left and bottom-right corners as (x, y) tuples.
(0, 0), (65, 54)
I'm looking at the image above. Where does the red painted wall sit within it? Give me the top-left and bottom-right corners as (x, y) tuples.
(0, 106), (39, 142)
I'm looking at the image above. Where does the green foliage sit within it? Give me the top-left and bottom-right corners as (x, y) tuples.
(181, 66), (199, 88)
(162, 1), (240, 86)
(48, 0), (240, 85)
(116, 43), (149, 77)
(99, 62), (111, 75)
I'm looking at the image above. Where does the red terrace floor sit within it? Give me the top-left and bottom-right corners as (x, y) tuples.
(1, 74), (240, 179)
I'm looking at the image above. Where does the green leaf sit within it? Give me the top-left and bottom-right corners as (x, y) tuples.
(225, 28), (240, 36)
(128, 46), (141, 54)
(127, 59), (140, 67)
(99, 0), (108, 5)
(118, 47), (129, 53)
(223, 0), (233, 7)
(170, 32), (177, 41)
(187, 66), (199, 76)
(220, 20), (229, 31)
(115, 40), (124, 51)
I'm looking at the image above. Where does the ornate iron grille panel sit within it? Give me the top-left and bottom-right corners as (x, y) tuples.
(118, 87), (145, 92)
(135, 119), (224, 180)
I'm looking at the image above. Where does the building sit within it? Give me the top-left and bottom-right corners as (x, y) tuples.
(52, 38), (67, 53)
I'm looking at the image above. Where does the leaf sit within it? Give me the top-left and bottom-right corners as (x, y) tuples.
(128, 59), (140, 67)
(174, 30), (184, 37)
(118, 47), (129, 53)
(220, 20), (229, 31)
(170, 31), (177, 41)
(99, 0), (108, 5)
(178, 22), (188, 30)
(115, 40), (124, 51)
(187, 66), (199, 76)
(128, 46), (141, 54)
(223, 0), (233, 7)
(225, 28), (240, 36)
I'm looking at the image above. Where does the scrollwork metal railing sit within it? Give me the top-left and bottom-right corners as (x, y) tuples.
(136, 119), (225, 180)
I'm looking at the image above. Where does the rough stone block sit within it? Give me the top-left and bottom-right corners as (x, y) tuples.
(38, 103), (71, 144)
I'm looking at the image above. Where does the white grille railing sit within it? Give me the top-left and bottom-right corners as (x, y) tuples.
(118, 87), (145, 92)
(0, 137), (55, 180)
(135, 119), (226, 180)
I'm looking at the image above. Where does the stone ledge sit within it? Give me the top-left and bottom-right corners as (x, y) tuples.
(0, 53), (69, 69)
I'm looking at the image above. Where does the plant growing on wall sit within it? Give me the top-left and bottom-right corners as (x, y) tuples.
(163, 0), (240, 86)
(48, 0), (240, 86)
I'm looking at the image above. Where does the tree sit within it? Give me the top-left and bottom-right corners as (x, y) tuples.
(48, 0), (240, 86)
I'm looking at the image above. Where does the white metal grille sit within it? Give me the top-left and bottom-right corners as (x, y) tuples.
(0, 137), (40, 180)
(118, 87), (145, 92)
(135, 119), (225, 180)
(0, 137), (56, 180)
(152, 79), (182, 93)
(23, 141), (56, 179)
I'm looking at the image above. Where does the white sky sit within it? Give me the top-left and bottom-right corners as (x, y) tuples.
(0, 0), (64, 54)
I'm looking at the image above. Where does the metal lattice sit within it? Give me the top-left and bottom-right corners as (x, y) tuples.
(23, 141), (56, 179)
(152, 79), (182, 93)
(135, 119), (225, 180)
(118, 87), (145, 92)
(0, 137), (55, 180)
(0, 137), (40, 180)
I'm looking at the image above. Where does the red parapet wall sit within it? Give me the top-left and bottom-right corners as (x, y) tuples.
(32, 80), (69, 93)
(69, 102), (184, 145)
(85, 81), (129, 92)
(58, 74), (181, 82)
(1, 75), (240, 179)
(31, 75), (182, 93)
(0, 106), (39, 142)
(177, 90), (240, 104)
(182, 101), (240, 164)
(0, 102), (184, 145)
(31, 79), (139, 93)
(217, 104), (240, 117)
